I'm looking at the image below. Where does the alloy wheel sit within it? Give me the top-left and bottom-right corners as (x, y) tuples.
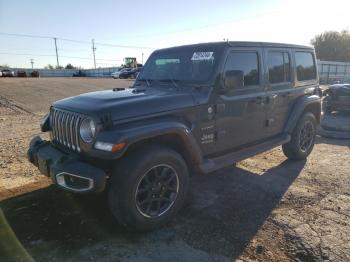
(135, 164), (179, 218)
(299, 120), (315, 152)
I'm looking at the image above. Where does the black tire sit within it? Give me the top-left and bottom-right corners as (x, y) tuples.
(282, 112), (317, 160)
(108, 145), (189, 231)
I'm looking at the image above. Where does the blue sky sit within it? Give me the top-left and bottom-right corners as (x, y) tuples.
(0, 0), (349, 68)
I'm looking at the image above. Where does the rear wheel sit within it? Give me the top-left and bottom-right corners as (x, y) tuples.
(108, 145), (189, 231)
(282, 112), (317, 160)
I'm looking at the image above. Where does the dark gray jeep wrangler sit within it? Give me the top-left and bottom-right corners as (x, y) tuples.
(28, 41), (321, 231)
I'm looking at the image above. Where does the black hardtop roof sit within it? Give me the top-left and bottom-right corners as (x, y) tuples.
(157, 41), (314, 52)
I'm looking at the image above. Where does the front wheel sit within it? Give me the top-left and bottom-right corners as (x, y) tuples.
(108, 146), (189, 231)
(282, 112), (317, 160)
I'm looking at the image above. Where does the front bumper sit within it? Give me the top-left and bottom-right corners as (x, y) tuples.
(27, 136), (107, 193)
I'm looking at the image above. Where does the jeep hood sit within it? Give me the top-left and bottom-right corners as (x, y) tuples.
(53, 87), (195, 121)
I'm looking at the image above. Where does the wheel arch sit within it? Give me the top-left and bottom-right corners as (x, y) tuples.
(284, 95), (321, 134)
(122, 132), (202, 176)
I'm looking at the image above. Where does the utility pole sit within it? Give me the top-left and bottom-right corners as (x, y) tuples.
(53, 37), (60, 68)
(30, 59), (34, 69)
(92, 39), (97, 69)
(142, 53), (144, 65)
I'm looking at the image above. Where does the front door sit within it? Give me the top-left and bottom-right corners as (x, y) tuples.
(215, 48), (269, 153)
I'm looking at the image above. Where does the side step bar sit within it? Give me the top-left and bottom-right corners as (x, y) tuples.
(199, 134), (291, 174)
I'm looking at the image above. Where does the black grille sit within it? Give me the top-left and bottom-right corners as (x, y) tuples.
(50, 108), (83, 152)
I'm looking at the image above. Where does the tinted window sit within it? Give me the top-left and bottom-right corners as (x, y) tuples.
(295, 52), (316, 81)
(138, 49), (219, 82)
(268, 52), (291, 84)
(224, 52), (259, 88)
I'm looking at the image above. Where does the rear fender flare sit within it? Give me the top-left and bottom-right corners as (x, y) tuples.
(284, 95), (321, 134)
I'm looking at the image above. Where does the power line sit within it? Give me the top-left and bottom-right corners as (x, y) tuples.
(0, 52), (121, 61)
(94, 42), (155, 50)
(0, 32), (156, 49)
(0, 52), (55, 57)
(0, 32), (52, 39)
(56, 37), (90, 44)
(0, 32), (149, 67)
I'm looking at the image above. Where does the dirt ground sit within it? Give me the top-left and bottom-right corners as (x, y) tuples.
(0, 78), (349, 262)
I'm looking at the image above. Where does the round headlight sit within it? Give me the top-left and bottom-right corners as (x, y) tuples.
(79, 118), (96, 143)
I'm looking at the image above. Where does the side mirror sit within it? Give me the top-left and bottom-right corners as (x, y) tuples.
(224, 70), (244, 90)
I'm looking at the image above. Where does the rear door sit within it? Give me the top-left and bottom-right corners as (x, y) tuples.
(215, 47), (269, 152)
(264, 48), (294, 137)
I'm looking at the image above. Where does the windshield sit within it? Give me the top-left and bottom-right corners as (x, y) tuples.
(138, 48), (220, 83)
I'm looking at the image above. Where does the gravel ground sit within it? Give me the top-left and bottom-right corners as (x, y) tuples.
(0, 78), (349, 261)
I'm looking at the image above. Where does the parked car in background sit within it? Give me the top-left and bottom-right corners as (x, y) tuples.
(323, 84), (350, 113)
(17, 70), (27, 77)
(112, 68), (132, 79)
(0, 71), (2, 77)
(119, 67), (142, 79)
(111, 68), (124, 79)
(1, 69), (15, 77)
(72, 70), (87, 77)
(331, 79), (342, 84)
(30, 71), (40, 77)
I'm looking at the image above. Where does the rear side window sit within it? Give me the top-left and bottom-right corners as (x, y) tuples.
(295, 52), (316, 81)
(268, 52), (291, 84)
(224, 52), (259, 88)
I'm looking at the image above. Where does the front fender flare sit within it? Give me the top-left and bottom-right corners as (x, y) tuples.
(93, 120), (203, 164)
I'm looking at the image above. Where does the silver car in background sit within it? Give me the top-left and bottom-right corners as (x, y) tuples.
(1, 69), (15, 77)
(111, 68), (127, 79)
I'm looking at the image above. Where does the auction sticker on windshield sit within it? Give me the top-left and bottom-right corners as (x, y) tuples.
(191, 52), (214, 61)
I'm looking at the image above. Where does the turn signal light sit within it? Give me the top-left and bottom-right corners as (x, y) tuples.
(111, 143), (126, 152)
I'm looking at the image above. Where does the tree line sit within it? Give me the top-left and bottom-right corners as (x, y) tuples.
(311, 30), (350, 62)
(44, 63), (80, 69)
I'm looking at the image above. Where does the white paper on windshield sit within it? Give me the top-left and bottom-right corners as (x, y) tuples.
(191, 52), (214, 61)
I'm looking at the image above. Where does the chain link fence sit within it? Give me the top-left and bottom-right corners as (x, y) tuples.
(318, 60), (350, 84)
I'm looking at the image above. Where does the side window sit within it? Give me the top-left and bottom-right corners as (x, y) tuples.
(267, 51), (291, 84)
(295, 52), (316, 81)
(224, 52), (259, 88)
